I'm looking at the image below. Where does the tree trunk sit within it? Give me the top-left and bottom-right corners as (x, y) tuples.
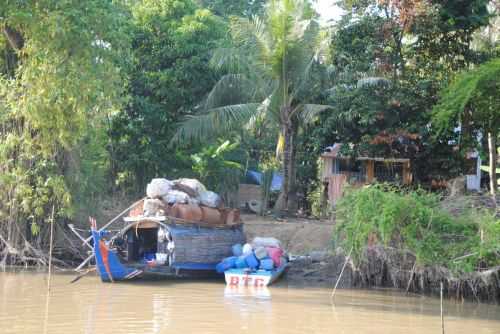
(2, 26), (24, 51)
(488, 131), (497, 197)
(281, 122), (292, 213)
(287, 122), (298, 212)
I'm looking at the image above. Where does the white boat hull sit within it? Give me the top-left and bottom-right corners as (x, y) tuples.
(224, 264), (287, 287)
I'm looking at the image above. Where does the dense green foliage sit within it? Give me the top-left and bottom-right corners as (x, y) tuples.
(191, 140), (243, 204)
(197, 0), (266, 17)
(0, 0), (129, 246)
(0, 0), (498, 266)
(309, 0), (494, 185)
(433, 58), (500, 194)
(109, 0), (226, 193)
(334, 185), (500, 271)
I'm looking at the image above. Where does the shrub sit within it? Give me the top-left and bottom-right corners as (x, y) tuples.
(334, 184), (500, 272)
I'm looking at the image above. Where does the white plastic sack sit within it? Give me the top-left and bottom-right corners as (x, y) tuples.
(173, 178), (206, 198)
(161, 190), (189, 205)
(143, 198), (164, 216)
(242, 243), (253, 255)
(254, 246), (268, 260)
(146, 178), (173, 198)
(156, 253), (168, 265)
(199, 190), (222, 208)
(252, 237), (281, 249)
(188, 197), (200, 206)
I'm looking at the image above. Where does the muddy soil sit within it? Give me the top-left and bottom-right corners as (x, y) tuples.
(242, 213), (500, 304)
(241, 214), (334, 254)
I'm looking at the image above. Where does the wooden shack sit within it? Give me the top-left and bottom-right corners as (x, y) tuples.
(321, 143), (412, 205)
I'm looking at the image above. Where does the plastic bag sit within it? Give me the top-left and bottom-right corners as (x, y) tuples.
(232, 244), (243, 257)
(143, 198), (164, 216)
(146, 178), (173, 198)
(254, 246), (268, 260)
(173, 178), (206, 198)
(267, 247), (284, 267)
(252, 237), (281, 249)
(156, 253), (168, 265)
(161, 190), (189, 205)
(199, 190), (223, 208)
(242, 243), (253, 255)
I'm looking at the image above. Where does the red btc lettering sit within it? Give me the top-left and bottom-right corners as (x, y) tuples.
(241, 276), (252, 286)
(254, 278), (264, 287)
(229, 276), (239, 285)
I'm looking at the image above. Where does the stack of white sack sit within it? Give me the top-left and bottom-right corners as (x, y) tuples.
(140, 178), (238, 225)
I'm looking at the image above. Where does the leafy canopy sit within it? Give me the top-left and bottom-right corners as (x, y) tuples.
(433, 58), (500, 134)
(109, 0), (226, 191)
(173, 0), (331, 145)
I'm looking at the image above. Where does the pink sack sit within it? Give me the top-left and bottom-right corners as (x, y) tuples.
(266, 247), (284, 267)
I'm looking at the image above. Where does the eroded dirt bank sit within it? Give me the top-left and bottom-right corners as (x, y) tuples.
(242, 213), (500, 304)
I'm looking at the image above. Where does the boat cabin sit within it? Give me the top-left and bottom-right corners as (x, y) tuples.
(115, 217), (245, 269)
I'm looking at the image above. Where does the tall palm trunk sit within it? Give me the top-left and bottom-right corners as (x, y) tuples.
(488, 131), (497, 197)
(280, 112), (297, 213)
(281, 120), (294, 211)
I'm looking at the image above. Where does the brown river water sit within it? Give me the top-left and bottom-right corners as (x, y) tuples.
(1, 270), (500, 334)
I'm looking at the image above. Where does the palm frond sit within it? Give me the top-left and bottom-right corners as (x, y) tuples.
(171, 103), (260, 146)
(246, 87), (282, 130)
(229, 16), (272, 68)
(295, 103), (332, 124)
(204, 74), (259, 109)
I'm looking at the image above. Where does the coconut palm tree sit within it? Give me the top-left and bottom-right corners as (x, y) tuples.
(172, 0), (331, 212)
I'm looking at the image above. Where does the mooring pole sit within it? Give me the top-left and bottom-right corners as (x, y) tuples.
(330, 246), (353, 302)
(43, 205), (55, 334)
(47, 205), (55, 292)
(440, 281), (445, 334)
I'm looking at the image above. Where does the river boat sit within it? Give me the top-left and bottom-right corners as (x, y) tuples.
(91, 215), (245, 282)
(224, 263), (288, 287)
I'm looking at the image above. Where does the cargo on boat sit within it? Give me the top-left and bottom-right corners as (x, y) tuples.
(215, 237), (289, 286)
(88, 178), (245, 282)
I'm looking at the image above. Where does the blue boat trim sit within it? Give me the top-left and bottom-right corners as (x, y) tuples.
(171, 262), (217, 270)
(91, 220), (243, 282)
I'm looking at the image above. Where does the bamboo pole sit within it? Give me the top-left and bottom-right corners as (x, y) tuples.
(68, 224), (93, 250)
(47, 205), (55, 292)
(330, 246), (353, 302)
(82, 197), (145, 245)
(441, 281), (445, 334)
(75, 253), (94, 272)
(42, 205), (55, 334)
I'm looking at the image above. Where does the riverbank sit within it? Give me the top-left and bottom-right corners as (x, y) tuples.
(242, 213), (500, 304)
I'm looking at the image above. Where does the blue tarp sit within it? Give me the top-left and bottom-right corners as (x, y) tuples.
(245, 170), (283, 192)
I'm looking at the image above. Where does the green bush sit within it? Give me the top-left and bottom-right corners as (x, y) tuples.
(334, 184), (500, 272)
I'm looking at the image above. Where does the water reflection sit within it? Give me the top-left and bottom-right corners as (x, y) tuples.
(0, 271), (499, 334)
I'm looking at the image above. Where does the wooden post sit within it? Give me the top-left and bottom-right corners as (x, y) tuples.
(330, 246), (353, 302)
(488, 132), (497, 197)
(403, 161), (412, 184)
(441, 281), (445, 334)
(47, 205), (55, 292)
(366, 160), (374, 183)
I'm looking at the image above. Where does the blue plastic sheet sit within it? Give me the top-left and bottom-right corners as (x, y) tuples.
(245, 170), (283, 192)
